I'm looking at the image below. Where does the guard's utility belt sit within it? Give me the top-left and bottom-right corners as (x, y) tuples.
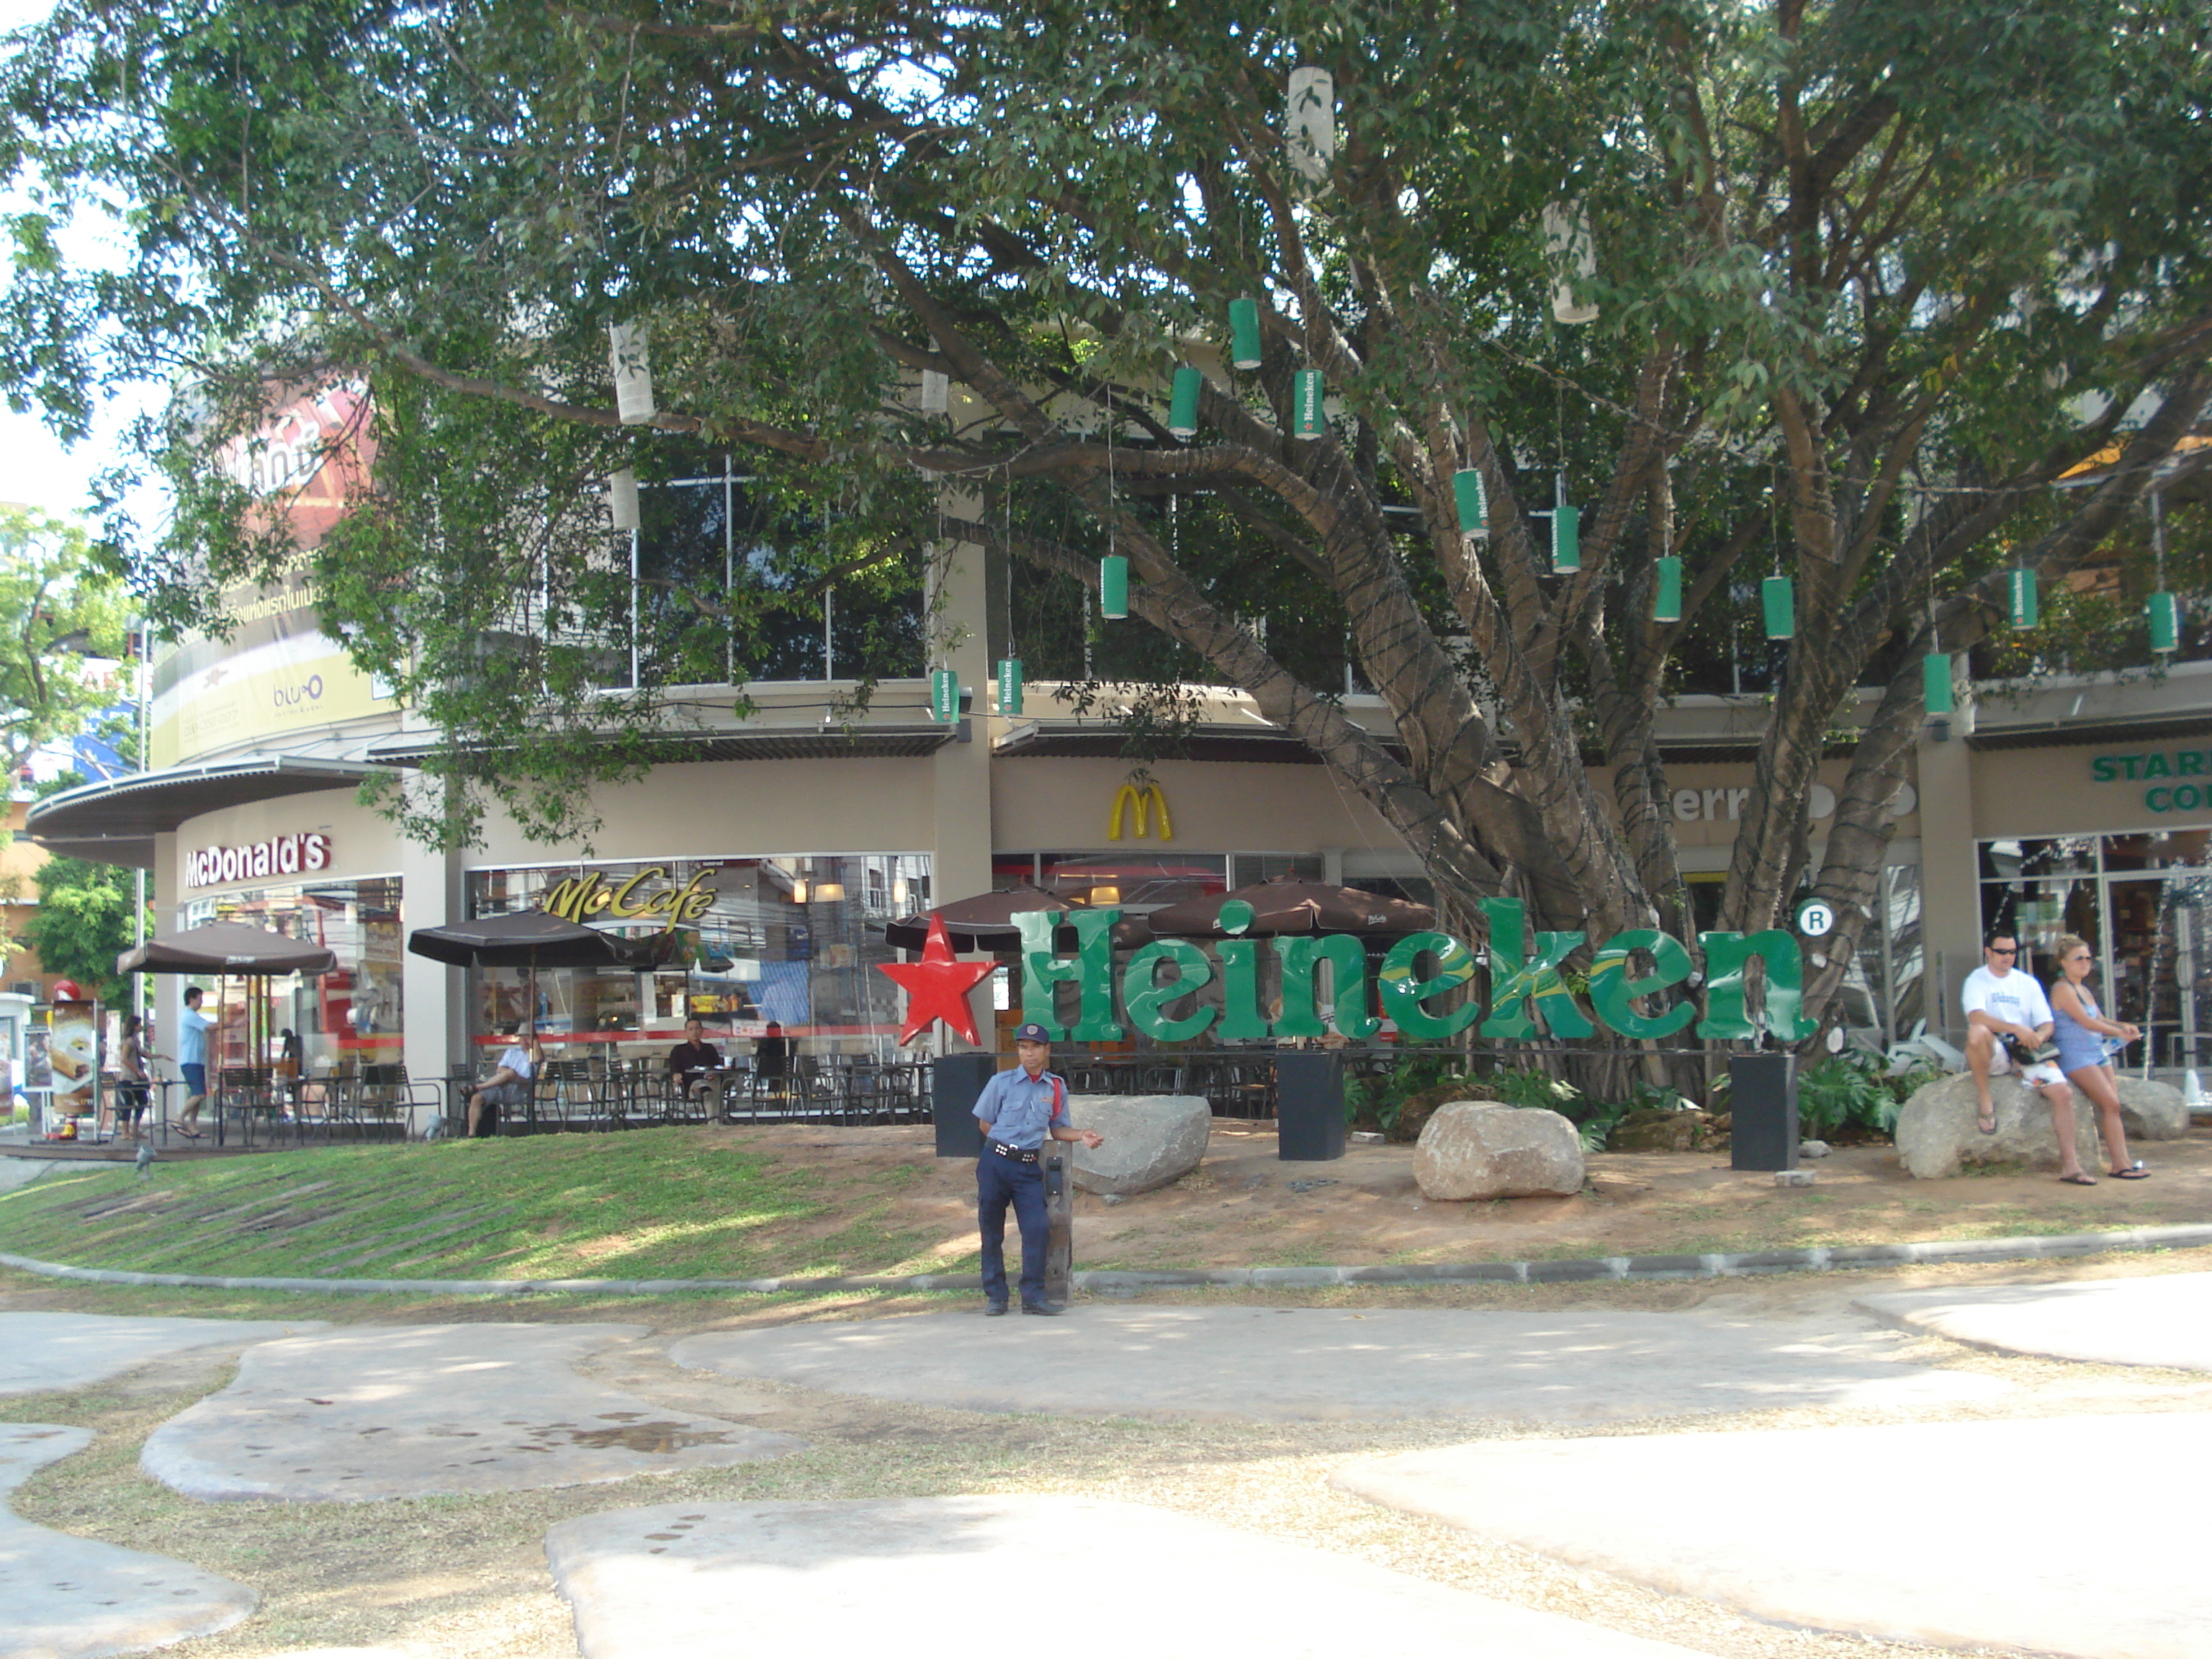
(986, 1141), (1040, 1164)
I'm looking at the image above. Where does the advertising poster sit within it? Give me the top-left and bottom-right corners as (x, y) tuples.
(150, 380), (395, 768)
(48, 999), (99, 1123)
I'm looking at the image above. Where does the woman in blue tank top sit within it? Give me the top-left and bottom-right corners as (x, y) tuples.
(2049, 935), (2148, 1179)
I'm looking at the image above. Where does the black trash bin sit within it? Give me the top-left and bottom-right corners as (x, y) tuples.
(1728, 1053), (1799, 1171)
(1276, 1051), (1347, 1162)
(931, 1053), (994, 1159)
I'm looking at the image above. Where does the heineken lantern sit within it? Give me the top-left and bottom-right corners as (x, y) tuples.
(1762, 575), (1796, 640)
(1652, 555), (1683, 623)
(1452, 467), (1488, 536)
(1292, 369), (1326, 439)
(1228, 298), (1263, 369)
(2147, 591), (2181, 654)
(1168, 365), (1202, 439)
(1551, 502), (1581, 574)
(1100, 553), (1130, 619)
(1923, 652), (1955, 714)
(930, 668), (958, 724)
(2007, 566), (2038, 630)
(997, 657), (1024, 716)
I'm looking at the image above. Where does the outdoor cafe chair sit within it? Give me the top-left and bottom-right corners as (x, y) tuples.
(215, 1066), (283, 1148)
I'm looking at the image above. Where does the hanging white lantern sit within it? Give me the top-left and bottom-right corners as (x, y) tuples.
(1287, 67), (1335, 193)
(920, 369), (950, 413)
(608, 322), (656, 425)
(608, 469), (640, 531)
(1542, 202), (1599, 325)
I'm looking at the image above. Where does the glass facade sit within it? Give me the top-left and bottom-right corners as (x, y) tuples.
(1979, 830), (2212, 1072)
(181, 878), (406, 1073)
(466, 854), (930, 1060)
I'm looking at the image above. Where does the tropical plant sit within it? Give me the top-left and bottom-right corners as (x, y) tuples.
(1796, 1052), (1900, 1138)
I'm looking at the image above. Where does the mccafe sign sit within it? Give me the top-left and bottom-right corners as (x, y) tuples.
(187, 833), (331, 889)
(1014, 898), (1814, 1043)
(536, 866), (716, 925)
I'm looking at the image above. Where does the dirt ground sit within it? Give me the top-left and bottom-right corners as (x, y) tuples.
(729, 1115), (2212, 1274)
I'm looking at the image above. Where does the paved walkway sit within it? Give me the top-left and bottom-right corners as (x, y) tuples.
(1335, 1413), (2208, 1659)
(546, 1494), (1723, 1659)
(140, 1323), (806, 1501)
(0, 1422), (256, 1659)
(0, 1312), (325, 1396)
(669, 1303), (2015, 1421)
(1857, 1272), (2212, 1370)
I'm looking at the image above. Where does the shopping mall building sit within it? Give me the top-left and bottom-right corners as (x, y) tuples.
(26, 404), (2212, 1088)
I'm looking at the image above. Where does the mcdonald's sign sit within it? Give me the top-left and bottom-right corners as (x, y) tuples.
(1107, 782), (1173, 841)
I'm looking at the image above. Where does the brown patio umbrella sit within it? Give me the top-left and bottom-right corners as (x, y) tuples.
(883, 885), (1074, 952)
(118, 921), (338, 976)
(1143, 878), (1436, 939)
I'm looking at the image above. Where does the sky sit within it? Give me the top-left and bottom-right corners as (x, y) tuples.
(0, 0), (156, 525)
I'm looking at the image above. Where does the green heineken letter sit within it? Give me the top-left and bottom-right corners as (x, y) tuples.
(1479, 898), (1593, 1039)
(1696, 931), (1815, 1041)
(1017, 908), (1125, 1041)
(1270, 935), (1380, 1040)
(1215, 938), (1273, 1040)
(1588, 930), (1697, 1038)
(1123, 940), (1218, 1043)
(1378, 931), (1480, 1039)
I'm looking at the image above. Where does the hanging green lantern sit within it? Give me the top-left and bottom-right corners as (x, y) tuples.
(1168, 366), (1202, 439)
(1552, 503), (1581, 574)
(1652, 556), (1683, 623)
(997, 657), (1024, 716)
(1100, 554), (1130, 619)
(1923, 652), (1954, 714)
(1762, 575), (1795, 640)
(1292, 369), (1325, 439)
(1452, 468), (1487, 536)
(930, 667), (959, 724)
(2006, 567), (2038, 629)
(2147, 591), (2181, 654)
(1228, 298), (1263, 369)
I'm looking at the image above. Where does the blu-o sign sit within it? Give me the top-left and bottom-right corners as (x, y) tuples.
(188, 833), (331, 889)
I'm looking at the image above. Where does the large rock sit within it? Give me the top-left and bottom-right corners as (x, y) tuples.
(1413, 1102), (1584, 1200)
(1067, 1094), (1210, 1196)
(1894, 1071), (2185, 1179)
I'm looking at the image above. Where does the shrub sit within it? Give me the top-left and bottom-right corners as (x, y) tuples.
(1797, 1053), (1899, 1138)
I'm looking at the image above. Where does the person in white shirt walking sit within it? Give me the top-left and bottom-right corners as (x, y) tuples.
(1961, 932), (2094, 1184)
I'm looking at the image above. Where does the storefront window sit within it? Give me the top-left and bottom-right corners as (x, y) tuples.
(466, 855), (929, 1059)
(181, 878), (405, 1074)
(1035, 851), (1225, 910)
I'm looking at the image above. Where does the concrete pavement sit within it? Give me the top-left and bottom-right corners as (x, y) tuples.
(0, 1311), (325, 1396)
(1857, 1272), (2212, 1370)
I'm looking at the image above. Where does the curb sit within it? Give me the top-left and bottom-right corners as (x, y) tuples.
(7, 1223), (2212, 1298)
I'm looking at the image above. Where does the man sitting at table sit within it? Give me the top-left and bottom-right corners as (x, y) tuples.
(667, 1018), (724, 1106)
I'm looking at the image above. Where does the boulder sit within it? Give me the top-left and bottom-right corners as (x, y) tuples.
(1896, 1074), (2088, 1178)
(2116, 1076), (2189, 1141)
(1066, 1094), (1210, 1196)
(1413, 1102), (1584, 1201)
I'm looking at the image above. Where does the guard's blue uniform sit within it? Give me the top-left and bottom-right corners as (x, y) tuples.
(974, 1064), (1066, 1310)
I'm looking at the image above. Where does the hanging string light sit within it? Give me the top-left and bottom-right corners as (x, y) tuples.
(1291, 369), (1326, 439)
(2147, 490), (2180, 654)
(1228, 298), (1263, 369)
(1168, 365), (1202, 439)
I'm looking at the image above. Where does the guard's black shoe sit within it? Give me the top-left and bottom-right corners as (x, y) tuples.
(985, 1302), (1009, 1317)
(1020, 1302), (1064, 1316)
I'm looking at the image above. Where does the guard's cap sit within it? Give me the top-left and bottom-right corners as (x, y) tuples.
(1012, 1022), (1053, 1045)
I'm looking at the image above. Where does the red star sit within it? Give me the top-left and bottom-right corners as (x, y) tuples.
(875, 913), (996, 1046)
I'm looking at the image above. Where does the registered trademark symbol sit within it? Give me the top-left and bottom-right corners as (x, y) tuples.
(1794, 898), (1836, 938)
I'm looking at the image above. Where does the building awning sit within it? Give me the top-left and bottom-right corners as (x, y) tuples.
(1967, 714), (2212, 752)
(363, 723), (958, 767)
(25, 756), (382, 868)
(993, 719), (1406, 765)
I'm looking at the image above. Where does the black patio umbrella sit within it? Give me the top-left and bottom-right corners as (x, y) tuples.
(407, 910), (675, 971)
(1144, 877), (1437, 940)
(884, 886), (1154, 953)
(119, 921), (338, 976)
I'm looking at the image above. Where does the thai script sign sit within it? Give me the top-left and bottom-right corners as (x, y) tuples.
(1015, 898), (1812, 1044)
(188, 833), (331, 889)
(536, 866), (717, 926)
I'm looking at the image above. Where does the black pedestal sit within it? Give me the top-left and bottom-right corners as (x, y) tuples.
(1276, 1051), (1347, 1161)
(1728, 1053), (1799, 1171)
(932, 1053), (994, 1159)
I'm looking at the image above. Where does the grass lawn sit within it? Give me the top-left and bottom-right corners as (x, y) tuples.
(0, 1132), (957, 1283)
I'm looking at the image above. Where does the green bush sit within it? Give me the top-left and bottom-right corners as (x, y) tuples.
(1346, 1051), (1471, 1136)
(1797, 1053), (1899, 1137)
(1488, 1066), (1581, 1115)
(1578, 1078), (1694, 1152)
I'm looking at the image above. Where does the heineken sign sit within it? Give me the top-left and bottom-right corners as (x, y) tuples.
(1015, 899), (1813, 1044)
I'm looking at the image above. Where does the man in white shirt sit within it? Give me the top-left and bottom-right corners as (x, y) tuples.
(1961, 932), (2072, 1140)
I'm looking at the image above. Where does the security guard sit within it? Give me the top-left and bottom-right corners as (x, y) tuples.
(974, 1022), (1105, 1316)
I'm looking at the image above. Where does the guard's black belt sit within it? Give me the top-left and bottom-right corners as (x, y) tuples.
(986, 1141), (1040, 1164)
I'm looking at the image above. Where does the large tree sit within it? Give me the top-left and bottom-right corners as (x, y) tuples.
(3, 1), (2208, 1040)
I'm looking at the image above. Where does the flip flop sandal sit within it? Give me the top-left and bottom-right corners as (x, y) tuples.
(2059, 1172), (2098, 1185)
(1977, 1110), (1997, 1135)
(2108, 1166), (2151, 1179)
